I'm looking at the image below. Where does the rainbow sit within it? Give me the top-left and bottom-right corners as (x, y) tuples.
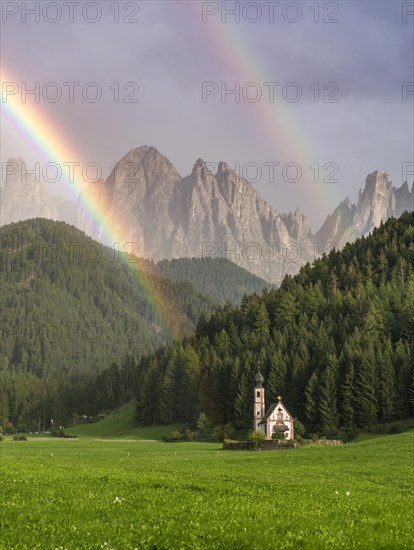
(1, 67), (180, 341)
(187, 2), (339, 214)
(1, 8), (339, 340)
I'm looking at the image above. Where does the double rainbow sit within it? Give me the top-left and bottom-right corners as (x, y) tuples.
(1, 6), (338, 341)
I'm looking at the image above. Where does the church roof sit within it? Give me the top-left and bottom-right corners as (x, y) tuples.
(258, 400), (293, 425)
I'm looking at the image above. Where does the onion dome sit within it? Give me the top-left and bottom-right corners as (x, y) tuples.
(255, 370), (264, 387)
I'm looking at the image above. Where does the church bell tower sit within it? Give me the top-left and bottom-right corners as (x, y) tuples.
(254, 369), (266, 432)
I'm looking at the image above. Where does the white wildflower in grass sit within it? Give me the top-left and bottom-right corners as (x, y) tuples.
(335, 490), (339, 495)
(346, 491), (350, 496)
(113, 496), (123, 503)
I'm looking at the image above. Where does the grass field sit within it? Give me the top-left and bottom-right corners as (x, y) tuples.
(64, 404), (182, 440)
(1, 431), (413, 549)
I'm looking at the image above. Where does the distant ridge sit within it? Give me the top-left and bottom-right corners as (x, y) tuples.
(2, 149), (413, 284)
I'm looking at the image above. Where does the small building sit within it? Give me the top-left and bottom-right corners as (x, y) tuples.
(254, 370), (294, 440)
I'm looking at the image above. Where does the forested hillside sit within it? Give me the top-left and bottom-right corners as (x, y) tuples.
(0, 219), (217, 429)
(136, 213), (414, 437)
(155, 257), (272, 305)
(0, 219), (273, 431)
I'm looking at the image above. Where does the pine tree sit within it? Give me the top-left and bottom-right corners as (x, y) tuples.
(353, 343), (377, 428)
(266, 349), (286, 405)
(393, 340), (412, 418)
(338, 343), (355, 429)
(318, 354), (339, 435)
(233, 370), (249, 429)
(274, 291), (298, 330)
(136, 359), (162, 424)
(376, 341), (395, 422)
(227, 357), (241, 425)
(305, 371), (319, 431)
(400, 275), (414, 344)
(252, 302), (270, 346)
(157, 355), (177, 423)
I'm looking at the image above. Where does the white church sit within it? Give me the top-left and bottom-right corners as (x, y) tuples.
(254, 370), (294, 440)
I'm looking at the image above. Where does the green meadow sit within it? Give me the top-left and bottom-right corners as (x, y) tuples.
(1, 430), (413, 550)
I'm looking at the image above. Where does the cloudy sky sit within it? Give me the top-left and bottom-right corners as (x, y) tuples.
(1, 0), (413, 229)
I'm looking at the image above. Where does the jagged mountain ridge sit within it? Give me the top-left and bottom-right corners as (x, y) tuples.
(77, 146), (315, 284)
(0, 158), (77, 227)
(77, 147), (413, 283)
(316, 171), (414, 248)
(3, 148), (413, 284)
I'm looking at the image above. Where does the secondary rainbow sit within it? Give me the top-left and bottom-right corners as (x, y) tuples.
(187, 2), (339, 215)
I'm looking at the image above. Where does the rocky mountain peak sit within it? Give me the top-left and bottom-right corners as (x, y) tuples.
(314, 196), (356, 248)
(320, 171), (412, 248)
(354, 171), (395, 234)
(190, 159), (217, 185)
(1, 157), (76, 227)
(281, 208), (310, 242)
(192, 158), (208, 171)
(342, 197), (353, 209)
(217, 160), (231, 172)
(3, 157), (25, 181)
(216, 161), (236, 180)
(359, 171), (392, 202)
(395, 180), (414, 216)
(109, 145), (181, 189)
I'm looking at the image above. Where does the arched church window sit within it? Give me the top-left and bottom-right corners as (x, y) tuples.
(256, 391), (260, 398)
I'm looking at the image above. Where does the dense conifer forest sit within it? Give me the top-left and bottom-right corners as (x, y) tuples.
(135, 213), (414, 437)
(155, 257), (272, 305)
(1, 214), (413, 434)
(0, 219), (270, 430)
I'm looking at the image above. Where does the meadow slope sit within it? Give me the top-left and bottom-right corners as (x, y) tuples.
(65, 404), (181, 440)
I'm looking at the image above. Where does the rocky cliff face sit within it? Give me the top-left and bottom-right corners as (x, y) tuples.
(3, 150), (413, 285)
(0, 158), (76, 226)
(77, 146), (181, 257)
(395, 181), (414, 217)
(314, 198), (356, 248)
(281, 209), (311, 243)
(316, 171), (413, 249)
(76, 147), (315, 284)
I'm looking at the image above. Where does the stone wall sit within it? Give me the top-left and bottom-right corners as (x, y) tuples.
(223, 440), (296, 450)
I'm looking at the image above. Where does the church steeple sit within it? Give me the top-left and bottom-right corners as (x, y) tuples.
(254, 366), (266, 432)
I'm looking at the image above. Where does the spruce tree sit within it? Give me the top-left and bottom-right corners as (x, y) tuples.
(318, 354), (339, 435)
